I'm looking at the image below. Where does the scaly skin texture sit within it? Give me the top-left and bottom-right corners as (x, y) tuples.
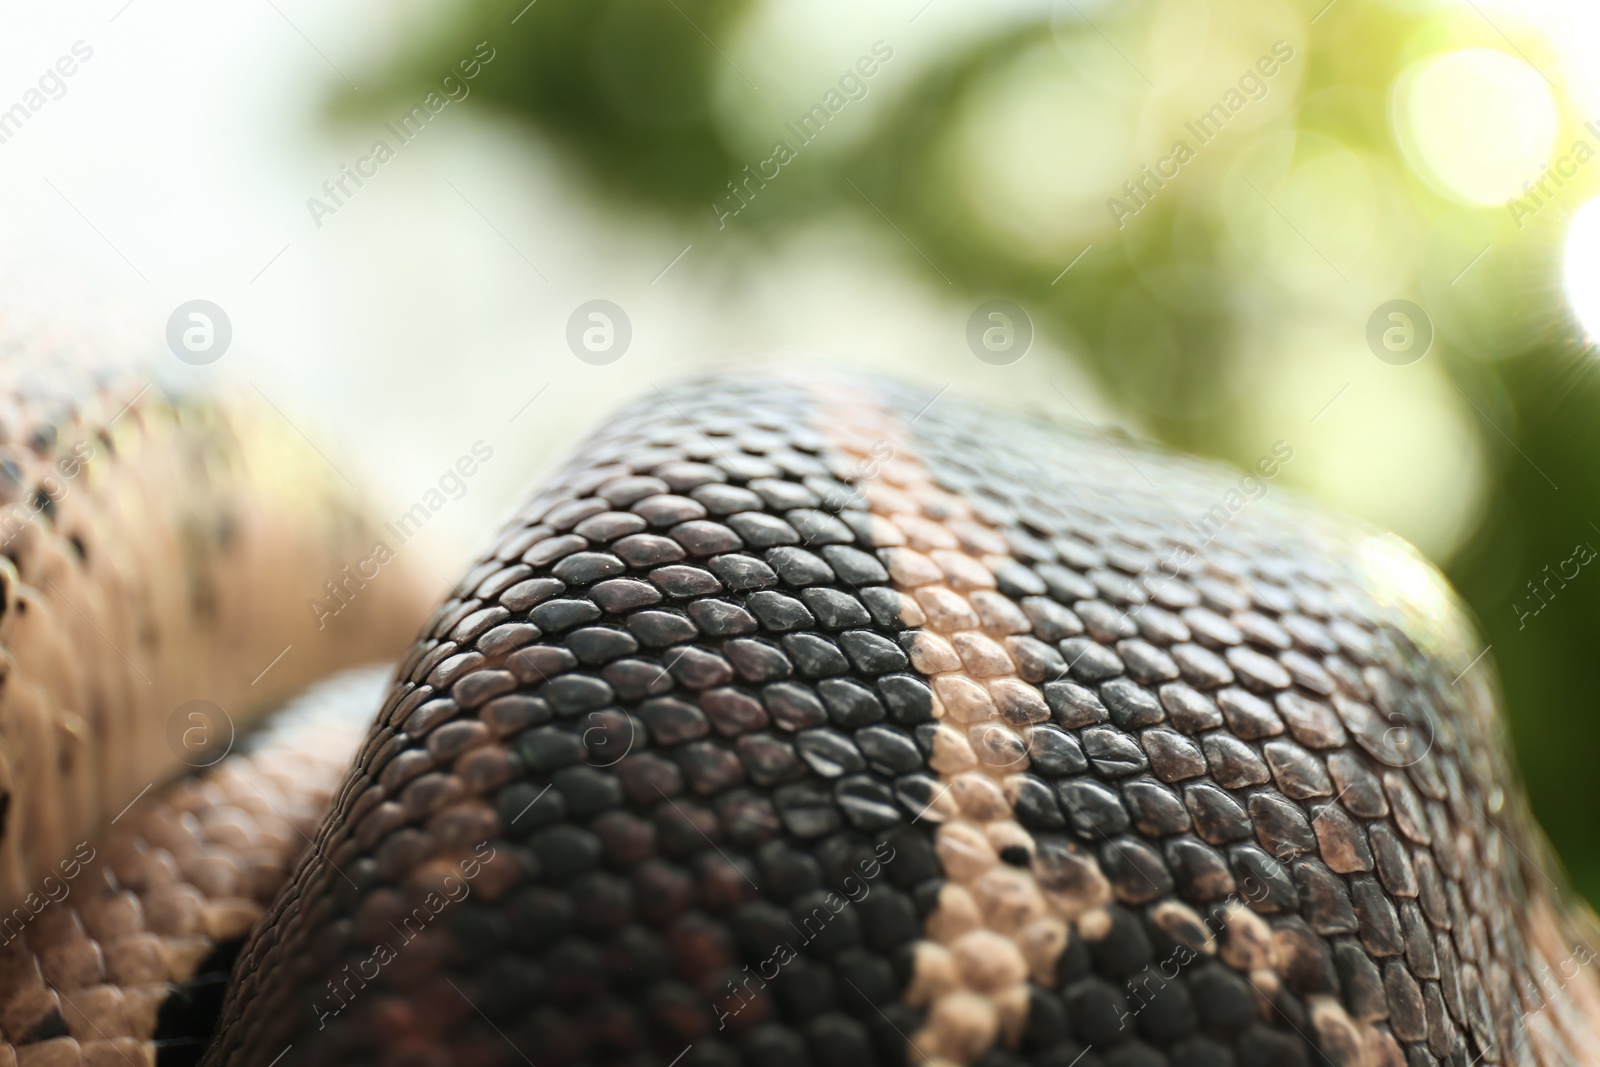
(0, 272), (434, 914)
(0, 668), (386, 1067)
(206, 371), (1600, 1067)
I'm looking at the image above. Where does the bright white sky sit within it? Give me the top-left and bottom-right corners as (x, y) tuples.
(0, 0), (1115, 573)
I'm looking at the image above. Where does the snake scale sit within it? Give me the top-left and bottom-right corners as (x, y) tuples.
(0, 319), (1593, 1067)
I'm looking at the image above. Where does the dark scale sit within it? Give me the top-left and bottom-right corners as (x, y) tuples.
(203, 374), (1600, 1067)
(205, 378), (950, 1067)
(881, 377), (1594, 1067)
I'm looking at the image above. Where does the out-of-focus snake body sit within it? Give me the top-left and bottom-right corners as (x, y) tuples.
(0, 274), (432, 1064)
(2, 326), (1596, 1067)
(0, 276), (428, 916)
(0, 670), (388, 1067)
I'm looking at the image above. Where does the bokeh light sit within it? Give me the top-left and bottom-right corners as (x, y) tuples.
(1393, 48), (1558, 205)
(943, 43), (1137, 262)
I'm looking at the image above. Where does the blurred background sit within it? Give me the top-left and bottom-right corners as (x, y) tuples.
(2, 0), (1600, 896)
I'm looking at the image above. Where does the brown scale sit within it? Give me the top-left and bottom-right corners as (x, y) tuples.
(891, 377), (1600, 1066)
(201, 370), (1600, 1067)
(0, 668), (385, 1067)
(807, 387), (1085, 1066)
(205, 376), (933, 1067)
(0, 269), (433, 911)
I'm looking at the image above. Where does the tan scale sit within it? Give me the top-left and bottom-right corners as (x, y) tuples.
(1523, 897), (1600, 1066)
(814, 387), (1464, 1067)
(0, 668), (385, 1066)
(0, 269), (434, 912)
(811, 389), (1118, 1066)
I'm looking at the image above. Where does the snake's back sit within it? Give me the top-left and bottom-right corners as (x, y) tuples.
(0, 269), (430, 929)
(206, 369), (1600, 1067)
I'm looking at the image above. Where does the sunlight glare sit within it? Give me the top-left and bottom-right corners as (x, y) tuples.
(1563, 197), (1600, 342)
(1393, 48), (1557, 205)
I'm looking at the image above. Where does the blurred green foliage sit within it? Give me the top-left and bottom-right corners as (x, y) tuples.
(363, 0), (1600, 900)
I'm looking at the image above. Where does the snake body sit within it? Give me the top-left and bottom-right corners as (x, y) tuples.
(0, 276), (430, 919)
(0, 669), (387, 1067)
(190, 370), (1600, 1067)
(1, 356), (1595, 1067)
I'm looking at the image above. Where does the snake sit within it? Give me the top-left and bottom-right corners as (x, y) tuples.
(0, 321), (1594, 1067)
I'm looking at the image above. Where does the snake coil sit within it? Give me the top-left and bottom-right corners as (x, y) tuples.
(0, 342), (1593, 1067)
